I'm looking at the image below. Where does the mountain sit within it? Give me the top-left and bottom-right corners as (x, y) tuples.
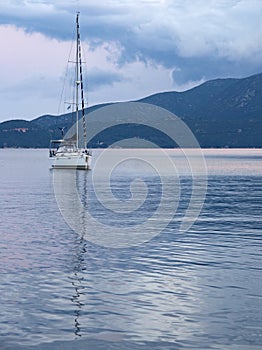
(0, 119), (51, 148)
(0, 73), (261, 148)
(139, 73), (262, 147)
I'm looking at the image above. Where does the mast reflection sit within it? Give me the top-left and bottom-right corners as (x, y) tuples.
(70, 169), (88, 338)
(71, 236), (87, 338)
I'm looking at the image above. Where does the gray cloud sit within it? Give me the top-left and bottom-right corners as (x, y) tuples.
(0, 0), (261, 87)
(87, 68), (125, 91)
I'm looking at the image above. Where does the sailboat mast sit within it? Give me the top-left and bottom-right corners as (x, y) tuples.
(75, 12), (80, 148)
(75, 12), (87, 149)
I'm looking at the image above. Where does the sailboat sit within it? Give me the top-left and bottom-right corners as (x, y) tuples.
(49, 13), (91, 170)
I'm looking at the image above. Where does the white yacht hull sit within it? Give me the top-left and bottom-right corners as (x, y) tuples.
(49, 152), (91, 170)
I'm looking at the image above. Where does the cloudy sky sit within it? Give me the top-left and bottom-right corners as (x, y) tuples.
(0, 0), (261, 122)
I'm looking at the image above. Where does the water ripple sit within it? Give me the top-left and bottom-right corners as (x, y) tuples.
(0, 149), (262, 349)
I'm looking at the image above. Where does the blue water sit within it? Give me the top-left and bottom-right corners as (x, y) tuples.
(0, 149), (261, 350)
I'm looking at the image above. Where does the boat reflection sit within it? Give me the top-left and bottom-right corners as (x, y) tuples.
(70, 235), (87, 338)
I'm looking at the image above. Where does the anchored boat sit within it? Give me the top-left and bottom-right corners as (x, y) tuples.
(49, 13), (91, 170)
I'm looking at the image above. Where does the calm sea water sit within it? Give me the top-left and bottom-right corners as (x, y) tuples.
(0, 148), (261, 350)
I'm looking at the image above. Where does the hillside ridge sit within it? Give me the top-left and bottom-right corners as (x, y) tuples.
(0, 72), (261, 148)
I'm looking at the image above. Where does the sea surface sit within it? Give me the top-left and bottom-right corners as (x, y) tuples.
(0, 148), (261, 350)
